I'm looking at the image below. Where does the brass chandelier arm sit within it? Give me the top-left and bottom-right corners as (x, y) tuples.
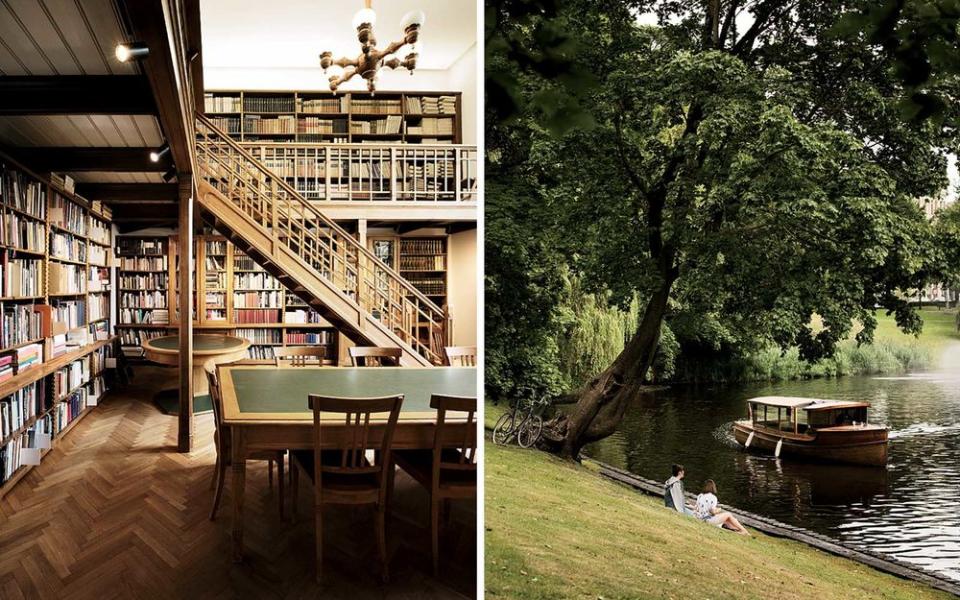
(333, 56), (359, 68)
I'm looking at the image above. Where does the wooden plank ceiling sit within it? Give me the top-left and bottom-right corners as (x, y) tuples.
(0, 0), (185, 227)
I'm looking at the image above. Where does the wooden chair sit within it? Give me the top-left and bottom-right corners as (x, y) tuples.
(444, 346), (477, 367)
(290, 394), (404, 583)
(348, 346), (402, 367)
(205, 362), (287, 521)
(275, 346), (328, 367)
(393, 394), (477, 576)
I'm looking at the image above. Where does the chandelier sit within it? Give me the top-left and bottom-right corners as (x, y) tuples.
(320, 0), (425, 94)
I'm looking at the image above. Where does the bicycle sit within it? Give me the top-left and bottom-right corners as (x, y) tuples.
(492, 402), (544, 448)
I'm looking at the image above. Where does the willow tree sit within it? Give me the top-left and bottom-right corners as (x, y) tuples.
(486, 1), (960, 458)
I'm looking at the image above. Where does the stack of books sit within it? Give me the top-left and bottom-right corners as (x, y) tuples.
(0, 355), (13, 383)
(15, 344), (42, 373)
(50, 334), (67, 358)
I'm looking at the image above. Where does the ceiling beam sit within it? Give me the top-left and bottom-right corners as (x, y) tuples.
(0, 76), (155, 115)
(11, 148), (171, 172)
(118, 0), (198, 176)
(75, 183), (177, 203)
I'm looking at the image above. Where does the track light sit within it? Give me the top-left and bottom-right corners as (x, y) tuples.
(150, 145), (170, 163)
(115, 42), (149, 62)
(162, 167), (176, 183)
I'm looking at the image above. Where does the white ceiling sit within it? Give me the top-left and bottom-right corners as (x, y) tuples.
(199, 0), (476, 72)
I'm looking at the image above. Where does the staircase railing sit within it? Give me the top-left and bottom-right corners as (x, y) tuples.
(195, 114), (446, 364)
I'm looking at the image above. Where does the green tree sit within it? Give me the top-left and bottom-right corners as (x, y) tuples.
(486, 0), (960, 458)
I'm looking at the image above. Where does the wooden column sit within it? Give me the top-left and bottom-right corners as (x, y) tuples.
(177, 175), (194, 452)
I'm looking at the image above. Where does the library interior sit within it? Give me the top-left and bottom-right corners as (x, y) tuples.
(0, 0), (478, 597)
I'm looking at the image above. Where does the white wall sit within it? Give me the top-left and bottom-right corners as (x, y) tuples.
(446, 44), (477, 144)
(448, 229), (477, 347)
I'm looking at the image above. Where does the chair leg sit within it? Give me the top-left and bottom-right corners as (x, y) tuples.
(268, 459), (274, 491)
(291, 464), (299, 522)
(431, 497), (440, 577)
(210, 457), (227, 521)
(386, 460), (396, 508)
(377, 503), (389, 583)
(314, 502), (323, 584)
(277, 453), (285, 520)
(209, 454), (219, 490)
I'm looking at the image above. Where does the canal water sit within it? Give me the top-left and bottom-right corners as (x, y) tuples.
(586, 352), (960, 582)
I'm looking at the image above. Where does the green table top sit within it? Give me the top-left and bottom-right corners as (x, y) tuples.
(220, 366), (476, 422)
(145, 334), (248, 353)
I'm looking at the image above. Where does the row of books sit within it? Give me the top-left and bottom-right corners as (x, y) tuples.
(350, 116), (403, 135)
(243, 116), (296, 134)
(234, 291), (282, 308)
(209, 117), (241, 134)
(89, 346), (111, 376)
(233, 309), (281, 324)
(120, 274), (166, 289)
(88, 266), (110, 292)
(52, 358), (90, 400)
(246, 346), (276, 359)
(52, 300), (85, 330)
(204, 94), (243, 113)
(244, 96), (295, 113)
(204, 309), (226, 320)
(204, 257), (226, 271)
(54, 388), (86, 432)
(0, 381), (45, 440)
(0, 416), (51, 484)
(205, 272), (226, 289)
(89, 219), (111, 246)
(351, 98), (402, 115)
(205, 240), (227, 255)
(284, 331), (334, 345)
(2, 305), (42, 349)
(50, 231), (87, 263)
(88, 295), (109, 323)
(49, 194), (87, 237)
(4, 259), (42, 297)
(237, 328), (282, 344)
(119, 328), (167, 347)
(86, 375), (108, 406)
(1, 165), (46, 219)
(298, 117), (349, 135)
(407, 117), (455, 136)
(400, 239), (445, 255)
(299, 96), (349, 113)
(117, 238), (165, 256)
(89, 320), (109, 342)
(284, 309), (326, 324)
(408, 279), (446, 295)
(400, 255), (446, 270)
(120, 308), (168, 325)
(119, 256), (167, 271)
(234, 273), (281, 290)
(48, 263), (85, 295)
(88, 245), (107, 266)
(5, 213), (45, 252)
(405, 95), (456, 115)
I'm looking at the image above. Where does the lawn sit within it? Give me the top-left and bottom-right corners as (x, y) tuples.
(870, 307), (960, 350)
(485, 442), (952, 600)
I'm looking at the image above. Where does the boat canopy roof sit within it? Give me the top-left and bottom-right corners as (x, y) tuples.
(747, 396), (870, 412)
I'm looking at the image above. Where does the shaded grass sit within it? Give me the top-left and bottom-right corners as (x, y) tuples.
(870, 307), (960, 351)
(485, 443), (952, 600)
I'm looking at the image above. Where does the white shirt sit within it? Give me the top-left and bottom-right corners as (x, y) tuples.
(695, 493), (718, 519)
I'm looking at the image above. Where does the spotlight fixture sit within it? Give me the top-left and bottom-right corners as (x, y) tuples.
(320, 0), (425, 94)
(162, 167), (177, 183)
(115, 42), (149, 62)
(149, 145), (170, 163)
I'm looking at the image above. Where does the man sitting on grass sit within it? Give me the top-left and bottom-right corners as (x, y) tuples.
(664, 464), (693, 515)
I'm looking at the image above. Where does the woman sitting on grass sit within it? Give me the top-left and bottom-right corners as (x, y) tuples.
(694, 480), (750, 536)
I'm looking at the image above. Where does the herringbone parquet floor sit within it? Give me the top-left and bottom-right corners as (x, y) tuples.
(0, 367), (476, 600)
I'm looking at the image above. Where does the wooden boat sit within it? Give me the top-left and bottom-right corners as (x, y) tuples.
(732, 396), (888, 466)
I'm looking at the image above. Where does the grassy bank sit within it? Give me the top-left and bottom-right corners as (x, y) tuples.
(485, 443), (951, 600)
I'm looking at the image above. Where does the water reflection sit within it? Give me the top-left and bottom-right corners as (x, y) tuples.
(586, 372), (960, 582)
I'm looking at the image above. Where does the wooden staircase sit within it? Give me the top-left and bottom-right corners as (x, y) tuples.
(194, 114), (446, 366)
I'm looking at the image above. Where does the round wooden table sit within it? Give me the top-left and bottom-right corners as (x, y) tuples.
(142, 334), (251, 396)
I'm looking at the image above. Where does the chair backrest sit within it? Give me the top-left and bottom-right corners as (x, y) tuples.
(444, 346), (477, 367)
(348, 346), (402, 367)
(308, 394), (404, 496)
(205, 361), (226, 453)
(430, 394), (477, 482)
(275, 346), (327, 367)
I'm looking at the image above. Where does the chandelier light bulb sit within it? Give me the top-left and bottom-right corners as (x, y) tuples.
(400, 10), (426, 30)
(352, 8), (377, 29)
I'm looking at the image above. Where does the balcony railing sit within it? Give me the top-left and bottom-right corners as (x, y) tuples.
(237, 142), (477, 204)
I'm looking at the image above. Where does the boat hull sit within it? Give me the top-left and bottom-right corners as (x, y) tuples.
(732, 421), (888, 467)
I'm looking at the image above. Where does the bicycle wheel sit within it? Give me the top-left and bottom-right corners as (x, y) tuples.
(517, 415), (543, 448)
(492, 412), (515, 446)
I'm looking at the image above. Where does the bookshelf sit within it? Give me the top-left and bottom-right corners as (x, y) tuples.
(370, 236), (448, 308)
(116, 234), (340, 365)
(0, 154), (118, 497)
(205, 91), (462, 144)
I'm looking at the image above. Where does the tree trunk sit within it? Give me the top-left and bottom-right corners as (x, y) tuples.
(547, 277), (674, 459)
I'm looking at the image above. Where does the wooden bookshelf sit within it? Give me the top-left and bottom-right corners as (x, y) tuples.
(117, 234), (340, 364)
(370, 235), (449, 308)
(204, 90), (462, 144)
